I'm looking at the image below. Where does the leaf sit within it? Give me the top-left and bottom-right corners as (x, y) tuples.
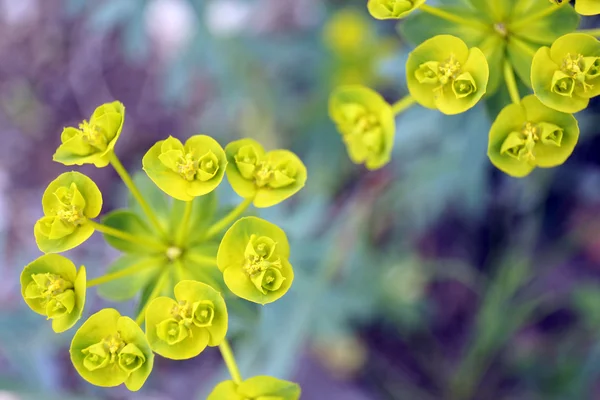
(129, 171), (171, 233)
(101, 210), (159, 254)
(97, 255), (163, 302)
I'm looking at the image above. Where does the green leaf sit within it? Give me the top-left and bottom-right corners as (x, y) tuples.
(239, 376), (301, 399)
(101, 210), (158, 254)
(129, 171), (171, 233)
(169, 191), (218, 241)
(97, 255), (163, 301)
(511, 5), (579, 45)
(466, 0), (516, 21)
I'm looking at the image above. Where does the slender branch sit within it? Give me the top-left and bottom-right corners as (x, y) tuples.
(87, 258), (159, 288)
(176, 201), (194, 246)
(509, 1), (568, 30)
(419, 4), (489, 31)
(219, 338), (242, 384)
(391, 95), (416, 115)
(88, 220), (167, 251)
(110, 154), (166, 238)
(174, 259), (185, 285)
(508, 36), (537, 58)
(503, 60), (521, 105)
(578, 28), (600, 38)
(186, 252), (218, 266)
(203, 197), (253, 240)
(135, 270), (169, 326)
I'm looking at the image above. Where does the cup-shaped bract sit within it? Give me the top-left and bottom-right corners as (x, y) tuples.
(53, 101), (125, 168)
(329, 85), (395, 170)
(34, 172), (103, 253)
(217, 217), (293, 305)
(224, 139), (307, 208)
(21, 254), (86, 333)
(575, 0), (600, 15)
(207, 376), (301, 400)
(487, 95), (579, 178)
(143, 135), (227, 201)
(406, 35), (489, 115)
(145, 280), (228, 360)
(367, 0), (426, 20)
(532, 33), (600, 113)
(70, 308), (154, 391)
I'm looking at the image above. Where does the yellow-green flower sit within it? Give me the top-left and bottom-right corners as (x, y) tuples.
(217, 217), (293, 305)
(53, 101), (125, 168)
(532, 33), (600, 113)
(70, 308), (154, 391)
(143, 135), (227, 201)
(329, 85), (395, 170)
(367, 0), (426, 20)
(145, 280), (228, 360)
(575, 0), (600, 15)
(224, 139), (307, 208)
(208, 376), (301, 400)
(34, 172), (103, 253)
(21, 254), (86, 333)
(406, 35), (489, 115)
(487, 95), (579, 177)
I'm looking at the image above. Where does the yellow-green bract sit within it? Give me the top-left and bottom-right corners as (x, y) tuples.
(329, 85), (395, 170)
(142, 135), (227, 201)
(20, 254), (86, 333)
(53, 101), (125, 168)
(406, 35), (489, 115)
(34, 171), (103, 253)
(574, 0), (600, 15)
(144, 280), (228, 360)
(532, 33), (600, 113)
(487, 95), (579, 178)
(217, 217), (293, 305)
(224, 139), (307, 208)
(367, 0), (426, 20)
(70, 308), (154, 391)
(207, 375), (301, 400)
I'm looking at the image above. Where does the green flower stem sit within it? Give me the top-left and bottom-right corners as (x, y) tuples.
(186, 252), (217, 266)
(173, 259), (184, 285)
(578, 28), (600, 38)
(419, 4), (489, 31)
(87, 258), (159, 288)
(503, 60), (521, 105)
(88, 220), (167, 251)
(508, 36), (536, 58)
(176, 201), (193, 246)
(219, 338), (242, 384)
(135, 270), (169, 326)
(391, 95), (416, 115)
(509, 1), (568, 30)
(204, 197), (253, 240)
(110, 153), (167, 238)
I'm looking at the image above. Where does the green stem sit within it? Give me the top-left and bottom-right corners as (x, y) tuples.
(219, 338), (242, 384)
(176, 201), (194, 246)
(110, 154), (166, 238)
(509, 1), (568, 30)
(89, 220), (167, 251)
(173, 259), (185, 285)
(503, 60), (521, 105)
(508, 36), (537, 58)
(135, 270), (169, 326)
(204, 197), (253, 240)
(391, 95), (416, 115)
(87, 258), (159, 288)
(419, 4), (489, 31)
(186, 252), (217, 266)
(578, 28), (600, 38)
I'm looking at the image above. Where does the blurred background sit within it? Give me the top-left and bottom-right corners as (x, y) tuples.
(1, 0), (600, 399)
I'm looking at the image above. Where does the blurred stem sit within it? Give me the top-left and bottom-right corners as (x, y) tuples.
(391, 95), (416, 116)
(176, 201), (194, 246)
(219, 338), (242, 384)
(135, 270), (169, 326)
(87, 258), (159, 288)
(110, 154), (166, 238)
(186, 252), (217, 266)
(503, 60), (521, 104)
(89, 220), (167, 251)
(173, 259), (185, 285)
(508, 36), (536, 58)
(509, 1), (568, 30)
(204, 197), (253, 240)
(419, 5), (489, 30)
(578, 28), (600, 38)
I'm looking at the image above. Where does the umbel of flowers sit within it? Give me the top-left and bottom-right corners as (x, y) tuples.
(20, 101), (304, 397)
(329, 0), (599, 178)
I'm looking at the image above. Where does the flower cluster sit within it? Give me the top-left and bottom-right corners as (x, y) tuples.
(20, 101), (305, 393)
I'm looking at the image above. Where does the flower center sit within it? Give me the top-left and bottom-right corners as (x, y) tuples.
(24, 273), (75, 318)
(438, 54), (462, 85)
(166, 246), (182, 261)
(493, 22), (508, 37)
(176, 152), (198, 181)
(78, 120), (107, 150)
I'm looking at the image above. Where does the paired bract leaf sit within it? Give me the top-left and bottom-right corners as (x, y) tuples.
(145, 280), (228, 360)
(329, 85), (395, 170)
(367, 0), (426, 20)
(53, 101), (125, 168)
(97, 255), (162, 302)
(70, 308), (154, 391)
(143, 135), (227, 201)
(217, 217), (293, 305)
(575, 0), (600, 15)
(225, 139), (307, 208)
(532, 33), (600, 113)
(20, 254), (86, 333)
(406, 35), (489, 115)
(207, 376), (301, 400)
(101, 210), (157, 254)
(34, 172), (102, 253)
(487, 95), (579, 177)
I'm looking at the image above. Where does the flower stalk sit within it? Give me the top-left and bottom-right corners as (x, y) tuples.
(503, 60), (521, 105)
(219, 339), (242, 384)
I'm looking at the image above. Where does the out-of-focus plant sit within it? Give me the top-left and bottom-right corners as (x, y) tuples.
(19, 101), (305, 396)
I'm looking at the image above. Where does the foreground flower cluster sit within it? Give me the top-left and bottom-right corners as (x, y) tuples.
(21, 102), (304, 397)
(329, 0), (599, 178)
